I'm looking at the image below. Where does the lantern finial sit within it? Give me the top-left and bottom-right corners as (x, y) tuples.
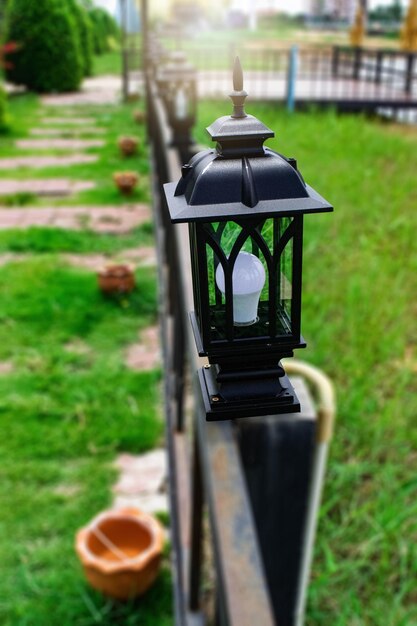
(230, 57), (248, 119)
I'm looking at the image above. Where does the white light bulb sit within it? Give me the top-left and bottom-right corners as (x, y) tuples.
(175, 88), (188, 120)
(215, 251), (266, 326)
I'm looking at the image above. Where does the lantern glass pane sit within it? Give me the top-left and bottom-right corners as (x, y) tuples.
(200, 217), (295, 346)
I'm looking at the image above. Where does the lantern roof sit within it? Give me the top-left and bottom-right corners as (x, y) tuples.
(157, 50), (196, 83)
(164, 58), (333, 223)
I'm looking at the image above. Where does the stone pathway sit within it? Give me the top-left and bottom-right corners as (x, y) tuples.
(113, 449), (168, 515)
(40, 117), (95, 125)
(0, 205), (150, 233)
(0, 247), (156, 270)
(42, 75), (142, 107)
(125, 325), (160, 371)
(2, 76), (165, 527)
(0, 361), (13, 375)
(0, 155), (98, 170)
(30, 128), (105, 136)
(16, 138), (104, 150)
(0, 179), (95, 197)
(64, 246), (156, 271)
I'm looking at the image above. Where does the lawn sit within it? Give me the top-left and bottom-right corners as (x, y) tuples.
(1, 66), (416, 624)
(0, 94), (150, 206)
(195, 103), (417, 625)
(0, 83), (173, 624)
(0, 257), (173, 625)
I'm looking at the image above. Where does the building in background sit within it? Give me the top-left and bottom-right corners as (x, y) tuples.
(310, 0), (357, 22)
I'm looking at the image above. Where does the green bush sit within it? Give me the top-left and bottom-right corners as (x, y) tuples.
(5, 0), (83, 93)
(0, 84), (8, 132)
(89, 6), (120, 55)
(68, 0), (94, 77)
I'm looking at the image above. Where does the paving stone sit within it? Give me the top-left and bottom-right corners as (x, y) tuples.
(112, 449), (168, 515)
(0, 247), (156, 273)
(16, 138), (104, 150)
(0, 155), (98, 170)
(118, 246), (156, 267)
(125, 325), (160, 371)
(30, 128), (105, 136)
(0, 179), (95, 197)
(41, 75), (143, 107)
(0, 361), (13, 374)
(0, 204), (150, 233)
(64, 246), (156, 271)
(40, 117), (95, 125)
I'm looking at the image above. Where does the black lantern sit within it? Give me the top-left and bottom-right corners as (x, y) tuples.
(164, 59), (333, 421)
(157, 51), (196, 158)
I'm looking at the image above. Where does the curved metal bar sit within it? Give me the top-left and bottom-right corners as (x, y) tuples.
(205, 222), (228, 306)
(203, 227), (234, 340)
(282, 359), (336, 626)
(272, 218), (297, 269)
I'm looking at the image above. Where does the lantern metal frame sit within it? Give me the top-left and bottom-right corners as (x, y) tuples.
(164, 59), (333, 421)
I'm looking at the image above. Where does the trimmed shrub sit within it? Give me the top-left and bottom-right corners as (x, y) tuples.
(0, 84), (8, 133)
(89, 6), (120, 55)
(5, 0), (83, 93)
(68, 0), (94, 77)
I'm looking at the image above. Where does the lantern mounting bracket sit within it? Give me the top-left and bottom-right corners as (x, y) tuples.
(198, 364), (301, 421)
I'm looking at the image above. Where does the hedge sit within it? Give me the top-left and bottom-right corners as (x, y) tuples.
(68, 0), (94, 77)
(0, 84), (8, 132)
(5, 0), (83, 93)
(89, 6), (120, 55)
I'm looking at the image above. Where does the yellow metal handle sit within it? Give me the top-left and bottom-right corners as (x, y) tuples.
(283, 359), (336, 444)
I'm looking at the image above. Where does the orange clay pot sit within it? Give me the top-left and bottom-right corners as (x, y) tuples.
(113, 171), (139, 195)
(97, 264), (136, 295)
(75, 508), (164, 600)
(118, 136), (139, 157)
(133, 110), (146, 124)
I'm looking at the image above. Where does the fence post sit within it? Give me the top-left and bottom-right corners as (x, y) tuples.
(286, 45), (298, 113)
(375, 49), (383, 84)
(353, 46), (362, 80)
(331, 45), (340, 77)
(405, 53), (415, 94)
(120, 0), (129, 102)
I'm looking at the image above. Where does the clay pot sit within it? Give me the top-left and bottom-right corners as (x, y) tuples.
(75, 508), (164, 600)
(98, 264), (136, 295)
(113, 171), (139, 195)
(118, 136), (139, 157)
(133, 110), (146, 124)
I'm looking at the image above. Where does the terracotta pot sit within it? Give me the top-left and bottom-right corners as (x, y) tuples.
(113, 171), (139, 195)
(98, 264), (136, 295)
(75, 508), (164, 600)
(118, 136), (139, 157)
(133, 110), (146, 124)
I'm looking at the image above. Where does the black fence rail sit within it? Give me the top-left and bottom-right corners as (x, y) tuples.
(332, 45), (417, 95)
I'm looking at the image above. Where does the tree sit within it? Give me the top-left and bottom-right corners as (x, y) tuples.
(68, 0), (94, 77)
(89, 6), (120, 55)
(5, 0), (83, 93)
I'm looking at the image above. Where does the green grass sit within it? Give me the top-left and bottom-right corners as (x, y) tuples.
(0, 84), (172, 624)
(0, 256), (172, 625)
(93, 51), (122, 76)
(197, 103), (417, 625)
(0, 223), (154, 253)
(0, 95), (149, 207)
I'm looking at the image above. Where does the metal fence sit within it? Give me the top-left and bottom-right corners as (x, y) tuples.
(150, 40), (417, 114)
(143, 34), (339, 625)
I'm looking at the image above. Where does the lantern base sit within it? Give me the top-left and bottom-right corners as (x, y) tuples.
(198, 363), (300, 421)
